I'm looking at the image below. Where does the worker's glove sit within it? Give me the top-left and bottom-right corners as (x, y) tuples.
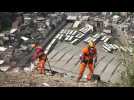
(93, 58), (97, 68)
(80, 54), (84, 62)
(32, 53), (37, 61)
(80, 54), (84, 61)
(94, 57), (97, 63)
(93, 57), (97, 64)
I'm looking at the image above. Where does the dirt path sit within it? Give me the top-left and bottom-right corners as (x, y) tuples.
(0, 70), (104, 87)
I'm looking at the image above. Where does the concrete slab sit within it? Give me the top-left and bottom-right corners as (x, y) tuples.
(94, 54), (114, 75)
(101, 58), (121, 82)
(48, 50), (58, 59)
(110, 63), (126, 84)
(54, 54), (72, 68)
(45, 26), (125, 85)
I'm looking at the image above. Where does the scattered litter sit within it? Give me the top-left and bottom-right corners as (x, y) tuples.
(46, 72), (51, 75)
(0, 66), (9, 72)
(42, 83), (50, 87)
(10, 28), (17, 34)
(21, 36), (29, 41)
(24, 67), (31, 72)
(0, 34), (5, 37)
(0, 47), (7, 51)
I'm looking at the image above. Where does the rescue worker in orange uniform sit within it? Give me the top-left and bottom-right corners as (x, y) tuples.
(77, 40), (97, 82)
(37, 53), (47, 74)
(31, 43), (44, 71)
(31, 43), (44, 61)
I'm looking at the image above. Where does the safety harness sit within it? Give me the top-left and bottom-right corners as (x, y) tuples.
(80, 47), (96, 64)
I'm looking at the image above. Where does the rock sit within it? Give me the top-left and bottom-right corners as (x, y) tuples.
(0, 60), (4, 65)
(0, 66), (9, 72)
(21, 36), (29, 41)
(0, 47), (7, 51)
(11, 67), (20, 73)
(24, 67), (31, 72)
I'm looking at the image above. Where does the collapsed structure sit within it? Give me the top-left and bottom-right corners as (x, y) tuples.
(0, 12), (134, 85)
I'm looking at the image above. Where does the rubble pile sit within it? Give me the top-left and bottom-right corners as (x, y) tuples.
(0, 12), (134, 87)
(0, 12), (67, 72)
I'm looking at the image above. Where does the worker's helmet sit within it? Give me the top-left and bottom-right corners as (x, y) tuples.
(82, 48), (89, 55)
(88, 40), (95, 48)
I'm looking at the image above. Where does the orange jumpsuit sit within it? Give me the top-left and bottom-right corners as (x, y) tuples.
(78, 46), (97, 81)
(37, 54), (47, 74)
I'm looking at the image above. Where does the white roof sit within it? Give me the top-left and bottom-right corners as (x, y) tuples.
(59, 29), (64, 34)
(79, 24), (93, 33)
(103, 29), (111, 33)
(85, 24), (93, 31)
(73, 21), (81, 28)
(67, 16), (77, 20)
(113, 15), (120, 19)
(24, 17), (31, 20)
(80, 16), (89, 20)
(103, 45), (111, 52)
(59, 34), (64, 40)
(72, 31), (77, 36)
(36, 17), (45, 21)
(10, 28), (17, 34)
(55, 34), (61, 39)
(71, 39), (79, 44)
